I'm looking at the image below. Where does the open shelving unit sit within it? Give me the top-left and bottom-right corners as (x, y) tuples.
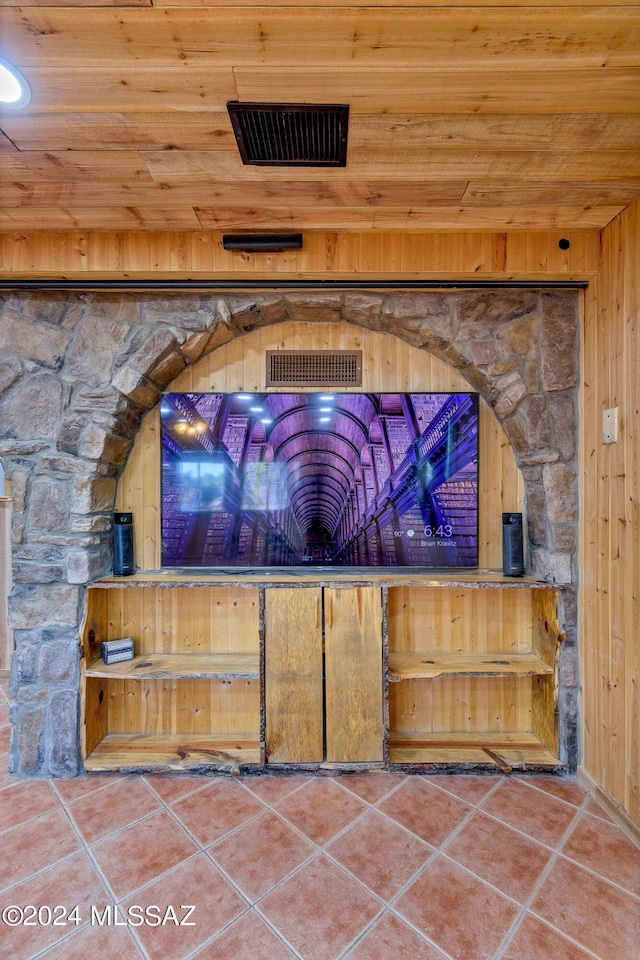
(80, 569), (562, 774)
(386, 581), (562, 771)
(81, 582), (262, 772)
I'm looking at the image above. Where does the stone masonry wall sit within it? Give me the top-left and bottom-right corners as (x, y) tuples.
(0, 289), (580, 777)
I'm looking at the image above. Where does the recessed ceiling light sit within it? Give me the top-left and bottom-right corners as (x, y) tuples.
(0, 57), (31, 109)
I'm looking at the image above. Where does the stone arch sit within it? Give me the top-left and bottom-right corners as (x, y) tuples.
(0, 289), (579, 776)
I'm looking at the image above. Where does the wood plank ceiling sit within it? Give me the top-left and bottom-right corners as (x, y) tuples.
(0, 0), (639, 233)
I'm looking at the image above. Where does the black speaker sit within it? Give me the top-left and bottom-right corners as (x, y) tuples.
(502, 512), (524, 577)
(113, 512), (134, 577)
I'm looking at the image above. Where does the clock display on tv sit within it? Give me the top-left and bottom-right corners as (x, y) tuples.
(160, 391), (479, 568)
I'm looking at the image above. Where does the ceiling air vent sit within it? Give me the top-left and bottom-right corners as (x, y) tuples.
(266, 351), (362, 387)
(227, 102), (349, 167)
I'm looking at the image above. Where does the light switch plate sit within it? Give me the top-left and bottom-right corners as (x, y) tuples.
(603, 407), (618, 444)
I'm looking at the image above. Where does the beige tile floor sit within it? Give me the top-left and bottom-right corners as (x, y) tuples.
(0, 680), (639, 960)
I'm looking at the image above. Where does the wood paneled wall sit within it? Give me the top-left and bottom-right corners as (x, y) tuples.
(581, 198), (640, 829)
(0, 229), (599, 280)
(116, 322), (523, 572)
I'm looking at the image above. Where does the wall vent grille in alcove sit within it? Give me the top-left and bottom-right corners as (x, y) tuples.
(266, 350), (362, 386)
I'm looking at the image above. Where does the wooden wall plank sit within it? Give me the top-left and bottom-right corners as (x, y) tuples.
(264, 587), (324, 762)
(0, 229), (601, 278)
(388, 676), (532, 734)
(83, 678), (108, 759)
(580, 197), (640, 827)
(387, 586), (533, 656)
(325, 586), (384, 763)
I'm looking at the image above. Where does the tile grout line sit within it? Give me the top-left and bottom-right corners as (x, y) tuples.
(334, 906), (454, 960)
(555, 806), (640, 901)
(461, 779), (586, 856)
(59, 794), (155, 960)
(491, 794), (597, 960)
(179, 905), (292, 960)
(374, 775), (578, 959)
(353, 778), (509, 959)
(192, 779), (408, 960)
(16, 798), (153, 960)
(49, 773), (126, 804)
(0, 780), (63, 837)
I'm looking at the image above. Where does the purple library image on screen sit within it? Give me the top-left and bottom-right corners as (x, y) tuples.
(160, 392), (479, 568)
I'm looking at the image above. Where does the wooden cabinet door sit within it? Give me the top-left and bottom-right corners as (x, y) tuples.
(325, 587), (384, 763)
(265, 587), (324, 763)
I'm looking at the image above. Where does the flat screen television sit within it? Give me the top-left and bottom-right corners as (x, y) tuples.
(160, 391), (479, 569)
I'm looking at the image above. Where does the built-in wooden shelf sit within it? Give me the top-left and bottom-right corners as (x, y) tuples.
(93, 568), (551, 589)
(83, 734), (261, 772)
(85, 652), (260, 680)
(388, 651), (554, 681)
(81, 573), (562, 774)
(388, 731), (562, 769)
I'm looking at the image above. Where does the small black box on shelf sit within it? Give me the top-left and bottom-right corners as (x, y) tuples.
(101, 637), (135, 665)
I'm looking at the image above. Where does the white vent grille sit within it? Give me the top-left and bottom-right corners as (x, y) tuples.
(266, 350), (362, 386)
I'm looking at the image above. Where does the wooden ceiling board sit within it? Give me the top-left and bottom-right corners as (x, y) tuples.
(3, 65), (638, 115)
(3, 113), (640, 154)
(463, 182), (640, 207)
(0, 205), (623, 231)
(0, 111), (633, 153)
(2, 67), (239, 112)
(0, 206), (204, 229)
(0, 180), (470, 207)
(0, 113), (238, 150)
(1, 151), (156, 182)
(0, 2), (638, 236)
(191, 205), (623, 230)
(233, 67), (640, 115)
(148, 0), (640, 6)
(138, 148), (640, 182)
